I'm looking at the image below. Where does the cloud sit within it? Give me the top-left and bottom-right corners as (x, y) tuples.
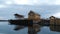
(55, 0), (60, 5)
(0, 0), (60, 5)
(0, 16), (7, 20)
(9, 0), (60, 5)
(0, 4), (7, 8)
(12, 0), (30, 5)
(53, 12), (60, 18)
(0, 17), (4, 20)
(5, 1), (13, 5)
(11, 0), (49, 5)
(8, 0), (54, 5)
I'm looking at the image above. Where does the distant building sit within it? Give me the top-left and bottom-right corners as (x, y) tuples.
(34, 14), (40, 21)
(50, 16), (55, 25)
(28, 10), (35, 20)
(50, 16), (60, 25)
(28, 10), (41, 23)
(50, 16), (55, 19)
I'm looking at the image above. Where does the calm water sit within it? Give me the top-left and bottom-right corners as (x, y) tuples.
(0, 22), (60, 34)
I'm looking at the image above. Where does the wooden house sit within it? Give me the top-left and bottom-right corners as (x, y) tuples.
(50, 16), (60, 25)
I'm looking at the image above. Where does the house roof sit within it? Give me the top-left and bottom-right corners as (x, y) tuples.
(28, 10), (35, 15)
(50, 16), (55, 18)
(28, 10), (40, 16)
(14, 14), (24, 17)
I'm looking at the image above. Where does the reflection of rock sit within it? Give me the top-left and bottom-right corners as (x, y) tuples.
(50, 25), (60, 32)
(14, 25), (24, 31)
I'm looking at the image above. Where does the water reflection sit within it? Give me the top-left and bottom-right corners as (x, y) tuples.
(9, 23), (60, 34)
(14, 25), (24, 31)
(12, 24), (40, 34)
(8, 20), (60, 34)
(28, 24), (40, 34)
(50, 25), (60, 32)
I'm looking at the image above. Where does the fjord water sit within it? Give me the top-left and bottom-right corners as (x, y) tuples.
(0, 22), (60, 34)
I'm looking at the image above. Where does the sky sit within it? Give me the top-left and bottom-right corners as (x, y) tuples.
(0, 0), (60, 5)
(0, 0), (60, 19)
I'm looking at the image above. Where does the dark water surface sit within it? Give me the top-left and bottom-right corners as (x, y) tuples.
(0, 22), (60, 34)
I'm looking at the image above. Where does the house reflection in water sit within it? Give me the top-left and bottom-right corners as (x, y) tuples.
(28, 24), (40, 34)
(50, 25), (60, 32)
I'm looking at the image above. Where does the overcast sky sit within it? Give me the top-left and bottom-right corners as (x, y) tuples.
(0, 0), (60, 5)
(0, 0), (60, 19)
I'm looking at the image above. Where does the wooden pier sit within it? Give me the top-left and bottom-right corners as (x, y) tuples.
(8, 18), (50, 26)
(8, 19), (33, 26)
